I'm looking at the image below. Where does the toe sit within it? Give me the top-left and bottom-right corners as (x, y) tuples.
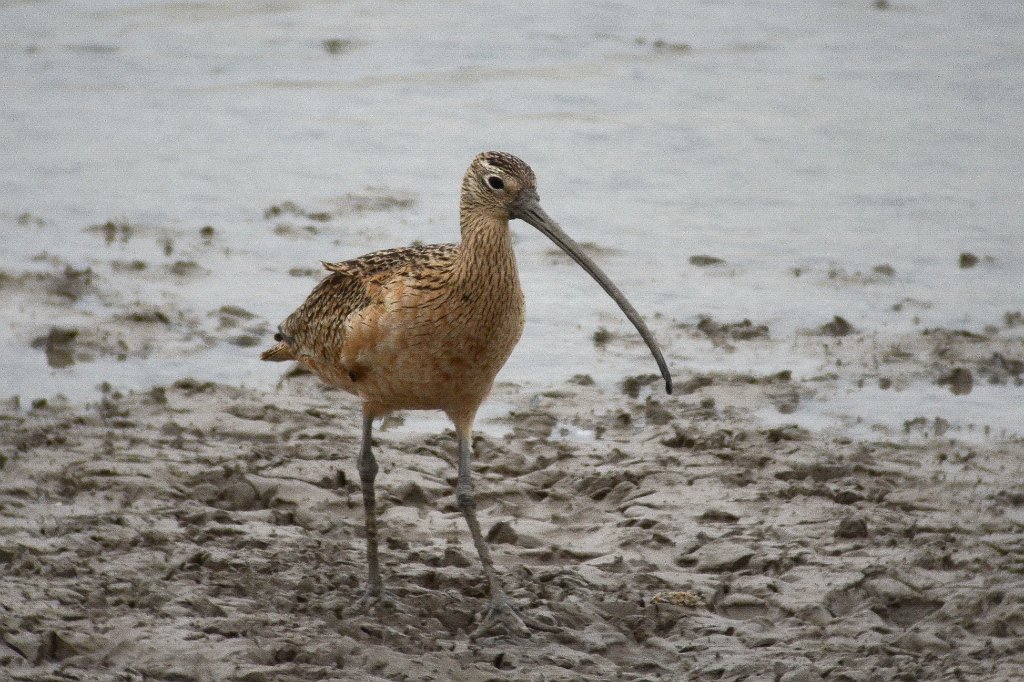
(470, 595), (557, 638)
(344, 588), (400, 617)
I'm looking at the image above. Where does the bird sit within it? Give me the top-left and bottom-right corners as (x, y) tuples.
(261, 151), (671, 635)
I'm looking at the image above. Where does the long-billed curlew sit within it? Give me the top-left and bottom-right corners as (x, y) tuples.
(261, 151), (671, 634)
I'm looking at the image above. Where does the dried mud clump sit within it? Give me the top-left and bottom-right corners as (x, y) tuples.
(835, 515), (870, 539)
(689, 254), (724, 266)
(322, 38), (355, 55)
(937, 366), (974, 393)
(167, 260), (207, 278)
(110, 259), (148, 272)
(50, 266), (95, 301)
(0, 262), (101, 301)
(696, 316), (769, 344)
(16, 212), (45, 227)
(30, 327), (79, 368)
(678, 374), (714, 394)
(621, 373), (660, 398)
(818, 315), (855, 337)
(921, 326), (1024, 391)
(85, 219), (134, 244)
(978, 353), (1024, 386)
(120, 308), (170, 325)
(264, 200), (333, 222)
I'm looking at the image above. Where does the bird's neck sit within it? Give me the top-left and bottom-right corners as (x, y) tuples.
(455, 208), (520, 292)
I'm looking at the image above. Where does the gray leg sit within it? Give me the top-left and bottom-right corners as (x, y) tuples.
(455, 432), (557, 636)
(358, 413), (382, 596)
(455, 432), (502, 596)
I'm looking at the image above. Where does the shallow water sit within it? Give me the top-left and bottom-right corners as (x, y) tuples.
(2, 0), (1022, 435)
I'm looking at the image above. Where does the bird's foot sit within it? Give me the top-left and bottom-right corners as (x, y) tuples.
(343, 587), (400, 617)
(470, 592), (558, 638)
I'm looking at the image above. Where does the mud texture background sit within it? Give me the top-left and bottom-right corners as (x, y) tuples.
(3, 329), (1024, 680)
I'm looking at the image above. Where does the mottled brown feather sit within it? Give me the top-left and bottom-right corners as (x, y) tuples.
(269, 243), (460, 377)
(262, 152), (533, 433)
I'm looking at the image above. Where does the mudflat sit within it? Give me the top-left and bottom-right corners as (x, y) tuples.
(2, 326), (1023, 679)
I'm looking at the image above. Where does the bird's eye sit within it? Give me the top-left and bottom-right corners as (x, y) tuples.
(486, 176), (505, 191)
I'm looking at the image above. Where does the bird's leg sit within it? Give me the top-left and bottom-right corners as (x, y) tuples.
(455, 431), (557, 637)
(358, 413), (382, 597)
(455, 431), (501, 595)
(346, 413), (394, 614)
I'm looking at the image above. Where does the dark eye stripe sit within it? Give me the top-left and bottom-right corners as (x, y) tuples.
(487, 176), (504, 190)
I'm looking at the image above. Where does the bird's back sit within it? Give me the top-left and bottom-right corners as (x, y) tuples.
(262, 243), (459, 366)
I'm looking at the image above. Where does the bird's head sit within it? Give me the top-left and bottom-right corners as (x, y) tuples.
(461, 151), (539, 221)
(459, 151), (673, 395)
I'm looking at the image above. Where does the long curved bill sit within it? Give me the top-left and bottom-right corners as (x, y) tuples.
(512, 191), (673, 394)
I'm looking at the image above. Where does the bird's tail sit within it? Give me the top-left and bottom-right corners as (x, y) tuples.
(260, 342), (295, 362)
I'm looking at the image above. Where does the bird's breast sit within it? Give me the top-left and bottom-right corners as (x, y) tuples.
(344, 272), (525, 414)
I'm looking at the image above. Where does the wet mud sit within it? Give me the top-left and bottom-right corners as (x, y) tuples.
(2, 201), (1023, 678)
(2, 359), (1024, 680)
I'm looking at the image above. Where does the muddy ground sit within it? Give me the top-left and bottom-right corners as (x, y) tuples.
(3, 318), (1024, 681)
(4, 1), (1024, 678)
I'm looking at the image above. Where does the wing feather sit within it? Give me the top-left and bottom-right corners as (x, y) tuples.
(261, 243), (458, 364)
